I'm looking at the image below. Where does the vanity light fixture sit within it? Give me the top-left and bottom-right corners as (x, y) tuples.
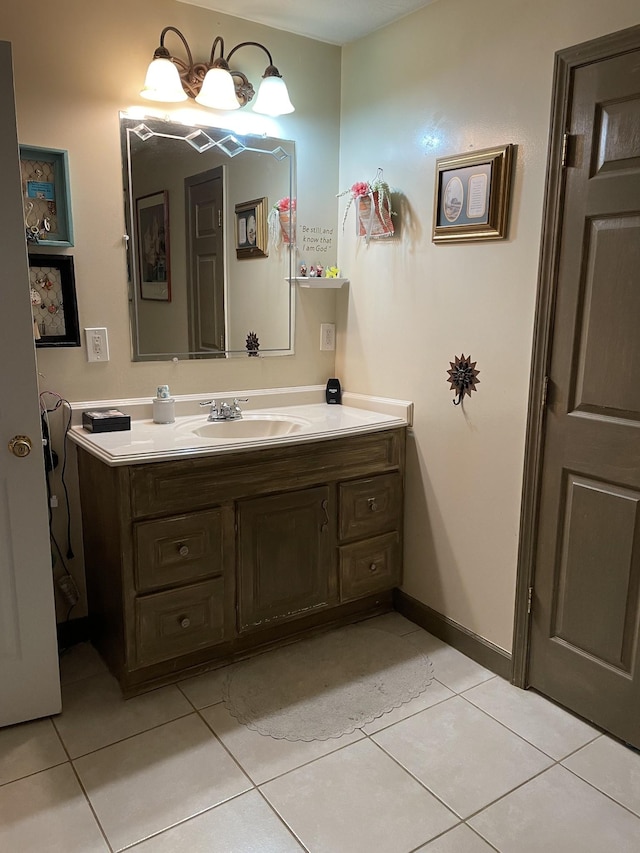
(140, 27), (295, 116)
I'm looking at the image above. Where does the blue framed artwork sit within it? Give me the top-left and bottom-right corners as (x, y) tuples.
(432, 144), (515, 243)
(19, 145), (74, 248)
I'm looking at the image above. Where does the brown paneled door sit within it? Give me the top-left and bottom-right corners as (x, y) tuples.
(527, 29), (640, 747)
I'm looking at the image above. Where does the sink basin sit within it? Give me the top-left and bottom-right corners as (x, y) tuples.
(190, 414), (309, 440)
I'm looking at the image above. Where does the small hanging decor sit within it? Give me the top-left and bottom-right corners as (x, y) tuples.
(447, 354), (480, 406)
(267, 197), (296, 249)
(337, 168), (395, 242)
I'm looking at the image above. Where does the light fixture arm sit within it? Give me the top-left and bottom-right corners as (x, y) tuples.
(142, 27), (293, 113)
(226, 41), (274, 69)
(156, 26), (194, 68)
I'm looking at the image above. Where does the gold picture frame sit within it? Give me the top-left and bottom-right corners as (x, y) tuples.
(432, 144), (515, 243)
(235, 197), (269, 259)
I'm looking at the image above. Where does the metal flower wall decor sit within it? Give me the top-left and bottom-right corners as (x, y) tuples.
(447, 354), (480, 405)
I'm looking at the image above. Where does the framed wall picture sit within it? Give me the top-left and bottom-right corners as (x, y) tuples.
(235, 197), (268, 259)
(136, 191), (171, 301)
(432, 144), (515, 243)
(20, 145), (74, 247)
(29, 254), (80, 347)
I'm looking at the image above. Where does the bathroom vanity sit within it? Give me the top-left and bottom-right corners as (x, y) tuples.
(70, 391), (410, 695)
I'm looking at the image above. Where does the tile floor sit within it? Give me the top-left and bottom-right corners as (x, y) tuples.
(1, 612), (640, 852)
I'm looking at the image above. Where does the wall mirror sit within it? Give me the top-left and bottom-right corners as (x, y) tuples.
(120, 114), (295, 361)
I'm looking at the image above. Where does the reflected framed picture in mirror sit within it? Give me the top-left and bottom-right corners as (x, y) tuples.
(136, 191), (171, 300)
(235, 197), (268, 259)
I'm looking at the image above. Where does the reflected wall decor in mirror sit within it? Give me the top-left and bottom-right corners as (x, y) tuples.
(120, 114), (295, 361)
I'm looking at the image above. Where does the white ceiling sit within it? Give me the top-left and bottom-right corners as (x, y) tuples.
(177, 0), (437, 46)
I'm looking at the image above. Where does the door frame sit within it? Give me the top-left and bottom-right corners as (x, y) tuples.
(512, 24), (640, 688)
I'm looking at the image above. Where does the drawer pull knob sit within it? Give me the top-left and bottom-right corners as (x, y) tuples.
(368, 498), (378, 512)
(179, 616), (191, 629)
(178, 544), (190, 557)
(369, 562), (378, 573)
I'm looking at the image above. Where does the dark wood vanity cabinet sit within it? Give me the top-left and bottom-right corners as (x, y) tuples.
(77, 427), (405, 694)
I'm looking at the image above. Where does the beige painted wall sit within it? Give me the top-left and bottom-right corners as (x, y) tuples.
(1, 0), (341, 403)
(337, 0), (639, 651)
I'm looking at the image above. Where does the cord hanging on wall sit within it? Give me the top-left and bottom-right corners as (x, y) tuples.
(447, 353), (480, 406)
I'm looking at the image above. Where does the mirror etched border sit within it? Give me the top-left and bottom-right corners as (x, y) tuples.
(120, 113), (295, 361)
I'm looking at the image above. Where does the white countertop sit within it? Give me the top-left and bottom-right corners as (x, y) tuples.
(67, 388), (412, 467)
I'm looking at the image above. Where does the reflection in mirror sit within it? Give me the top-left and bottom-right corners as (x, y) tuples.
(120, 114), (295, 361)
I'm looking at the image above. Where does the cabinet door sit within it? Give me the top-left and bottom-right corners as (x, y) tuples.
(237, 486), (335, 632)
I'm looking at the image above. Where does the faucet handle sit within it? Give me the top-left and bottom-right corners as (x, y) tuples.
(199, 399), (215, 408)
(233, 398), (249, 407)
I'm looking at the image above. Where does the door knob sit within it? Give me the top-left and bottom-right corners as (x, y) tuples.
(8, 435), (32, 458)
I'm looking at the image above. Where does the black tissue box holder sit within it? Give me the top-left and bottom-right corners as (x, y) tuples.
(82, 409), (131, 433)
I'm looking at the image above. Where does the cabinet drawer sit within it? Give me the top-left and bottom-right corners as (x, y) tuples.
(135, 579), (225, 667)
(134, 509), (228, 592)
(339, 473), (402, 542)
(339, 532), (401, 602)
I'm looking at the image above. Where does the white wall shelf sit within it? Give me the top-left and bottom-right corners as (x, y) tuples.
(289, 277), (349, 289)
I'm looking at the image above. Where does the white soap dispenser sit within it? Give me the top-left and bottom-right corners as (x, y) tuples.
(152, 385), (175, 424)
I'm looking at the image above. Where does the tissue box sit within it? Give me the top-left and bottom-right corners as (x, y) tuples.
(82, 409), (131, 433)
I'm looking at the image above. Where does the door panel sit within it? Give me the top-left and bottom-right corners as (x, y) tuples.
(237, 486), (336, 632)
(0, 41), (61, 726)
(528, 31), (640, 747)
(553, 476), (640, 670)
(185, 167), (224, 354)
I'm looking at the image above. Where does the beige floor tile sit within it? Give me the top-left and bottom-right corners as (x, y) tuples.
(74, 713), (251, 851)
(462, 676), (598, 759)
(405, 629), (495, 693)
(201, 701), (364, 784)
(373, 695), (552, 818)
(54, 669), (192, 758)
(360, 611), (420, 635)
(178, 663), (234, 709)
(469, 765), (640, 852)
(362, 678), (454, 734)
(415, 823), (496, 852)
(0, 763), (108, 852)
(129, 790), (303, 851)
(0, 717), (67, 786)
(261, 738), (457, 853)
(563, 735), (640, 817)
(59, 642), (107, 686)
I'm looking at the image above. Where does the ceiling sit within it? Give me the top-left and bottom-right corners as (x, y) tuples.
(177, 0), (437, 46)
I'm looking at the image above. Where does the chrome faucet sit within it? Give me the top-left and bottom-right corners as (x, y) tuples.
(199, 398), (249, 421)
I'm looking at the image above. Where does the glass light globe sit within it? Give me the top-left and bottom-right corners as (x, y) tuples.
(140, 58), (187, 102)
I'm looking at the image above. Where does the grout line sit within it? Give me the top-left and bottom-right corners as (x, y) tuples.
(194, 706), (256, 787)
(67, 760), (115, 853)
(404, 821), (464, 852)
(559, 760), (640, 822)
(49, 717), (115, 853)
(114, 790), (255, 852)
(255, 787), (310, 852)
(366, 736), (462, 820)
(54, 707), (195, 761)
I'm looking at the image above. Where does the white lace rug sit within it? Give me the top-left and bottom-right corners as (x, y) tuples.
(222, 624), (434, 741)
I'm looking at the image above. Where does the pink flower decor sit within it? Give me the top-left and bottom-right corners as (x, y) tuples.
(275, 197), (296, 212)
(350, 181), (371, 198)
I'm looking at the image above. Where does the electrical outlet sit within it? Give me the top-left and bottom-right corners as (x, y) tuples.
(320, 323), (336, 351)
(85, 327), (110, 362)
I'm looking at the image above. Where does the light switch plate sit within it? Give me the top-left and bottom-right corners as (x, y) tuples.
(85, 327), (109, 362)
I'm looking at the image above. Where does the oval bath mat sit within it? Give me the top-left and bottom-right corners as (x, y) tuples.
(222, 624), (434, 741)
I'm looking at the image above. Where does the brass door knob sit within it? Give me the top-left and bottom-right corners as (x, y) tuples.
(179, 617), (191, 629)
(178, 544), (190, 557)
(369, 562), (378, 573)
(8, 435), (32, 458)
